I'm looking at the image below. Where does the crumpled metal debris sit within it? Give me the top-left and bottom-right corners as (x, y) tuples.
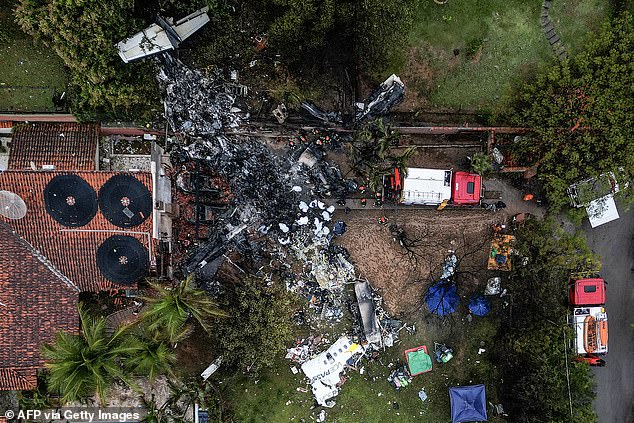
(484, 277), (501, 295)
(158, 55), (241, 135)
(355, 280), (382, 345)
(356, 74), (405, 123)
(440, 253), (458, 280)
(300, 101), (342, 125)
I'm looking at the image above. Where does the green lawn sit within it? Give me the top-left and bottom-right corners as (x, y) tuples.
(0, 2), (67, 112)
(225, 313), (504, 423)
(403, 0), (611, 112)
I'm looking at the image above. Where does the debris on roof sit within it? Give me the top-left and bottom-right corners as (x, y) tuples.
(9, 122), (99, 171)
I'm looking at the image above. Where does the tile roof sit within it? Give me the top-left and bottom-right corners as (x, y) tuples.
(8, 123), (99, 171)
(0, 223), (79, 391)
(0, 368), (38, 391)
(0, 170), (154, 292)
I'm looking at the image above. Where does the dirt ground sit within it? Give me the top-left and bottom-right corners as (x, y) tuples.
(334, 208), (502, 317)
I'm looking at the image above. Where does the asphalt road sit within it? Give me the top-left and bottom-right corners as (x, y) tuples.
(583, 205), (634, 423)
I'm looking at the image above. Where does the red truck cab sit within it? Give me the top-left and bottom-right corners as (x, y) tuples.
(451, 172), (482, 205)
(569, 278), (606, 306)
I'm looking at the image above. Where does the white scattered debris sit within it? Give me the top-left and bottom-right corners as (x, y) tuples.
(301, 336), (365, 407)
(201, 356), (223, 381)
(484, 277), (501, 295)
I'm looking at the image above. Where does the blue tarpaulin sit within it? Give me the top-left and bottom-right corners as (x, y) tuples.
(425, 283), (459, 316)
(449, 384), (488, 422)
(468, 295), (491, 316)
(333, 221), (347, 236)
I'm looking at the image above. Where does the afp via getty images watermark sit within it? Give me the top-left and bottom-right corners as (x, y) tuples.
(2, 407), (145, 423)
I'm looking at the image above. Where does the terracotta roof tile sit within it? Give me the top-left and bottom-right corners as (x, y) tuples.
(8, 123), (99, 171)
(0, 223), (79, 391)
(0, 368), (38, 391)
(0, 171), (154, 292)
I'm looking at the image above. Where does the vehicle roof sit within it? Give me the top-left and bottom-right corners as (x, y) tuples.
(452, 172), (482, 204)
(401, 168), (452, 205)
(570, 278), (606, 305)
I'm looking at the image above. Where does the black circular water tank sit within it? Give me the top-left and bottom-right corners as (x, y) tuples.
(97, 235), (148, 284)
(44, 174), (98, 227)
(99, 174), (152, 228)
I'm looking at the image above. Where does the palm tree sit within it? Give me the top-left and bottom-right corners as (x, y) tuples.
(124, 326), (176, 381)
(42, 307), (139, 404)
(141, 274), (227, 344)
(348, 118), (416, 192)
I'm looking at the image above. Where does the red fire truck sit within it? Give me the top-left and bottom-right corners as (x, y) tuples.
(384, 168), (482, 206)
(568, 277), (608, 366)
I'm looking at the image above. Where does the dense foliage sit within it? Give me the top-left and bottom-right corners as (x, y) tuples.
(262, 0), (414, 73)
(43, 307), (176, 404)
(215, 277), (296, 374)
(141, 275), (227, 344)
(14, 0), (160, 117)
(496, 219), (599, 422)
(348, 119), (415, 191)
(514, 12), (634, 211)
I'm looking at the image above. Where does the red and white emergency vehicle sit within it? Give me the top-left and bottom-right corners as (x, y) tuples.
(568, 277), (608, 365)
(384, 168), (482, 206)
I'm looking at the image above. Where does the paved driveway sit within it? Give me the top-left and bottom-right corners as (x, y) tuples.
(583, 205), (634, 423)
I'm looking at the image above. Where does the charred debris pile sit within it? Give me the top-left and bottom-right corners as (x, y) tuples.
(159, 57), (409, 406)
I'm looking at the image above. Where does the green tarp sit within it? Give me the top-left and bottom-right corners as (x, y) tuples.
(407, 349), (432, 375)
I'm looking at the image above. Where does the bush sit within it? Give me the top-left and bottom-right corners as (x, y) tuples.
(215, 277), (297, 374)
(470, 152), (493, 175)
(513, 12), (634, 212)
(15, 0), (160, 118)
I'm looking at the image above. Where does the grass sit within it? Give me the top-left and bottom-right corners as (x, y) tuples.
(0, 2), (68, 112)
(224, 309), (505, 422)
(403, 0), (611, 113)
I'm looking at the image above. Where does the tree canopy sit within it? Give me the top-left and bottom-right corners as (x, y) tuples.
(348, 119), (415, 191)
(268, 0), (414, 73)
(514, 12), (634, 211)
(15, 0), (160, 117)
(214, 277), (297, 374)
(496, 219), (598, 422)
(141, 275), (227, 344)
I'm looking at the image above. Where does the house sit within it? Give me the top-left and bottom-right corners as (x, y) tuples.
(0, 122), (162, 391)
(8, 122), (100, 171)
(0, 222), (79, 390)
